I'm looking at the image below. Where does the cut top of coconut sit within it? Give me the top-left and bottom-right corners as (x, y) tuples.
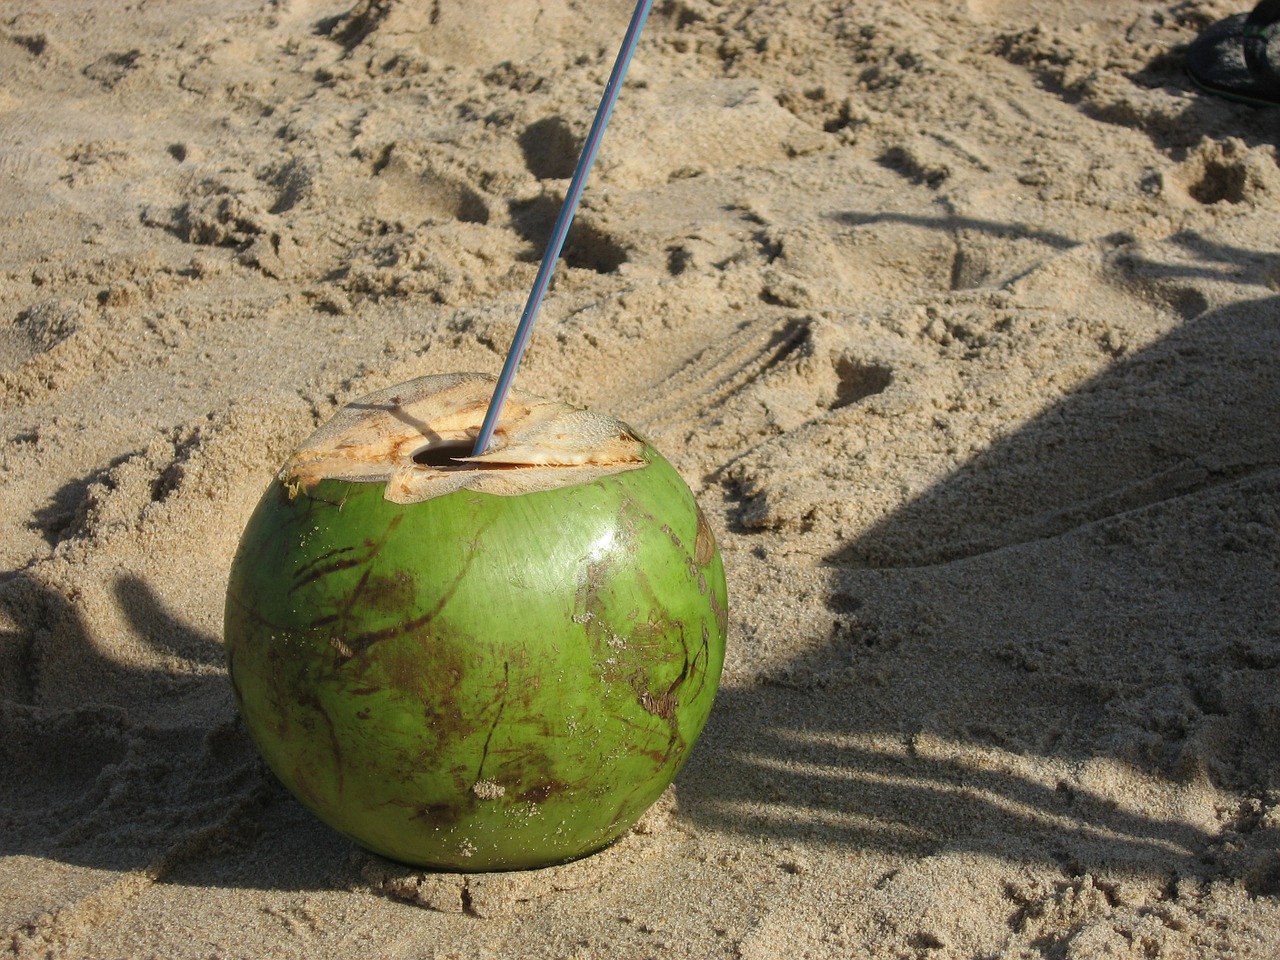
(282, 373), (648, 503)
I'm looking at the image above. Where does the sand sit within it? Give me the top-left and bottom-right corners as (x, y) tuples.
(2, 0), (1279, 956)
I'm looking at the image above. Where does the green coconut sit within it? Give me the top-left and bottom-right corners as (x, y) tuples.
(224, 372), (727, 871)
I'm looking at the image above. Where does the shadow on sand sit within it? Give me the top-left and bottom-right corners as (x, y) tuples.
(680, 274), (1280, 890)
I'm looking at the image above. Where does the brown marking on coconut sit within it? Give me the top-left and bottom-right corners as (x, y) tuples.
(360, 570), (418, 615)
(638, 689), (677, 719)
(309, 537), (480, 658)
(282, 373), (647, 503)
(708, 583), (727, 640)
(518, 780), (573, 804)
(290, 677), (346, 801)
(694, 503), (716, 567)
(291, 544), (363, 590)
(408, 800), (467, 827)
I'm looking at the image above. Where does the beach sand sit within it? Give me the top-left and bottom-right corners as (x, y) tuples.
(2, 0), (1279, 956)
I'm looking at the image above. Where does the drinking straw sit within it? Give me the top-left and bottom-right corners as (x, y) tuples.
(471, 0), (655, 456)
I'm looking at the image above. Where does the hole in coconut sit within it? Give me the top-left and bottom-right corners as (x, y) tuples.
(412, 440), (475, 467)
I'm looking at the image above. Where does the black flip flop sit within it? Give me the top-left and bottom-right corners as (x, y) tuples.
(1186, 0), (1280, 106)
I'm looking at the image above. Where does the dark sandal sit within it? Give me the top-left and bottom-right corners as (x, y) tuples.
(1186, 0), (1280, 106)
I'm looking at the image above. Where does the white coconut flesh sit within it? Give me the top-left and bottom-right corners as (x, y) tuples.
(282, 372), (648, 504)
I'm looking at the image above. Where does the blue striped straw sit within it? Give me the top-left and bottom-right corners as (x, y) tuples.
(471, 0), (655, 456)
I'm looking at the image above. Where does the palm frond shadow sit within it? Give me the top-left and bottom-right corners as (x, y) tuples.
(678, 281), (1280, 885)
